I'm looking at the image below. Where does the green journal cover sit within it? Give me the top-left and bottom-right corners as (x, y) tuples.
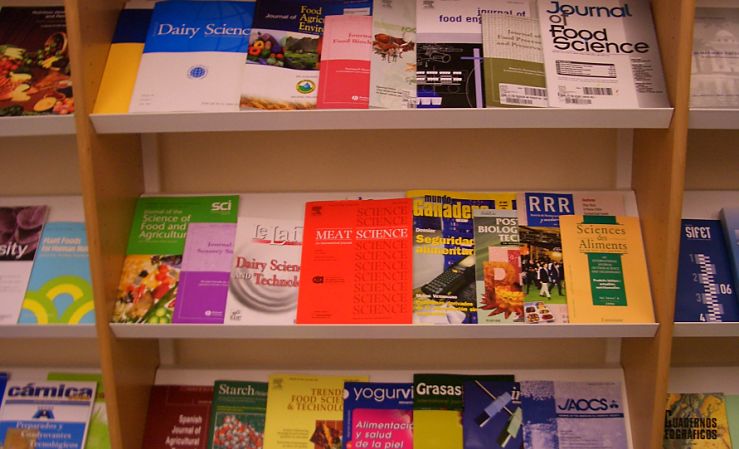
(208, 380), (268, 449)
(481, 14), (547, 108)
(413, 373), (514, 449)
(727, 395), (738, 449)
(47, 372), (109, 449)
(112, 195), (238, 323)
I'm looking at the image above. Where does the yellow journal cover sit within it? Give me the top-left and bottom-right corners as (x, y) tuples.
(263, 373), (368, 449)
(93, 4), (152, 114)
(560, 215), (655, 323)
(664, 393), (733, 449)
(405, 190), (516, 324)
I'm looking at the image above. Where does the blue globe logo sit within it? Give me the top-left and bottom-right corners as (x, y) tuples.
(187, 65), (208, 79)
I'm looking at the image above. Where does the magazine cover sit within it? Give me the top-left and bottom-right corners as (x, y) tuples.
(316, 15), (372, 109)
(225, 192), (399, 325)
(297, 198), (413, 324)
(720, 207), (739, 297)
(0, 205), (49, 324)
(516, 191), (629, 324)
(462, 380), (523, 449)
(208, 381), (268, 449)
(0, 380), (97, 449)
(560, 215), (655, 323)
(112, 195), (238, 324)
(521, 381), (627, 449)
(407, 190), (516, 324)
(93, 2), (154, 114)
(472, 209), (524, 323)
(0, 7), (73, 116)
(691, 7), (739, 108)
(129, 1), (255, 112)
(47, 373), (109, 449)
(481, 14), (547, 108)
(413, 373), (514, 449)
(415, 0), (530, 108)
(19, 222), (94, 324)
(537, 0), (669, 108)
(141, 385), (214, 449)
(369, 0), (417, 109)
(342, 382), (413, 449)
(263, 373), (368, 449)
(664, 393), (733, 449)
(675, 219), (738, 322)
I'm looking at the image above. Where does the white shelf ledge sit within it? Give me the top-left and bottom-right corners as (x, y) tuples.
(689, 108), (739, 129)
(673, 322), (739, 337)
(0, 324), (96, 338)
(110, 322), (658, 339)
(90, 108), (674, 134)
(0, 115), (75, 136)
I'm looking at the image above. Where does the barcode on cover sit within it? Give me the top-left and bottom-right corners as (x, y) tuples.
(583, 87), (614, 95)
(503, 97), (534, 105)
(524, 88), (547, 97)
(564, 97), (592, 105)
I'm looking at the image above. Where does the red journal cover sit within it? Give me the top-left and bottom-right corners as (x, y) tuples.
(297, 198), (413, 323)
(316, 15), (372, 109)
(141, 385), (213, 449)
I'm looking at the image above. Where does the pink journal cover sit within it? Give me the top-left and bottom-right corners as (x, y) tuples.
(317, 15), (372, 109)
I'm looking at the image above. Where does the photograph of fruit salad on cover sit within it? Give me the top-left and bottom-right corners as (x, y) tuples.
(113, 254), (181, 324)
(0, 7), (73, 116)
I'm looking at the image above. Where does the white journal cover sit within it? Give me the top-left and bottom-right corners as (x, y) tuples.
(691, 7), (739, 108)
(537, 0), (669, 108)
(416, 0), (530, 43)
(129, 1), (254, 113)
(225, 192), (401, 325)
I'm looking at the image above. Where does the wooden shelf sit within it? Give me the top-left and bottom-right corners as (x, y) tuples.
(688, 109), (739, 130)
(0, 115), (76, 137)
(110, 322), (659, 340)
(0, 324), (96, 338)
(90, 108), (674, 134)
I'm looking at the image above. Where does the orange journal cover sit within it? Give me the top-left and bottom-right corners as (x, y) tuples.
(297, 198), (413, 324)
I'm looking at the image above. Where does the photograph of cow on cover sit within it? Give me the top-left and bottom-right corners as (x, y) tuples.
(519, 226), (568, 324)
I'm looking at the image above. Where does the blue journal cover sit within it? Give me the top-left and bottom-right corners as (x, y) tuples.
(463, 380), (523, 449)
(19, 222), (95, 324)
(721, 207), (739, 304)
(520, 381), (627, 449)
(343, 382), (413, 449)
(676, 219), (739, 322)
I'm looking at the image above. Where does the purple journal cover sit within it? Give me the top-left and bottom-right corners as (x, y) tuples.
(173, 222), (237, 323)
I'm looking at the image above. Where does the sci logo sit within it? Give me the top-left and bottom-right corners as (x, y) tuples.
(211, 200), (232, 212)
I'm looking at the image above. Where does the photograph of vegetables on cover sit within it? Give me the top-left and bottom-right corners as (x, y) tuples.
(112, 254), (182, 324)
(0, 7), (73, 116)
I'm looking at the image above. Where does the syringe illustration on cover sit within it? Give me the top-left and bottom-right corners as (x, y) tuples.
(469, 380), (523, 448)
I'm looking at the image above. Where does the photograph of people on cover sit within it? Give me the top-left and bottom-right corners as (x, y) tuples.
(310, 420), (342, 449)
(519, 226), (568, 324)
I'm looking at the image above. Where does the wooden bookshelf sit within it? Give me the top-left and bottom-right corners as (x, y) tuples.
(8, 0), (737, 448)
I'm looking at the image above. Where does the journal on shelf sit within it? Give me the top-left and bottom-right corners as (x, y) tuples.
(107, 190), (658, 328)
(0, 7), (73, 116)
(90, 0), (677, 113)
